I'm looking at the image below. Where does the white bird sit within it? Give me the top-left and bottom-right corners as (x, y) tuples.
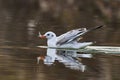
(39, 25), (103, 49)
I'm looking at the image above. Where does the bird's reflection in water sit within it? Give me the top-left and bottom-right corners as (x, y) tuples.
(37, 49), (92, 72)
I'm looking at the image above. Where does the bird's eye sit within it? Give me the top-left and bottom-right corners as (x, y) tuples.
(47, 34), (50, 36)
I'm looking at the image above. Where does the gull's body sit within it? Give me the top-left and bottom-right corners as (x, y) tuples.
(39, 25), (103, 49)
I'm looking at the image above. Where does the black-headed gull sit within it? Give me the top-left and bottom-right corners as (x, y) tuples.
(39, 25), (103, 48)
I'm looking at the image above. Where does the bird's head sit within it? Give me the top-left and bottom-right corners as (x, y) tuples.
(39, 31), (56, 39)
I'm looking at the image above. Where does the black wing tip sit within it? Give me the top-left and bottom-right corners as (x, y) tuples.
(87, 25), (104, 32)
(91, 25), (104, 30)
(96, 25), (104, 29)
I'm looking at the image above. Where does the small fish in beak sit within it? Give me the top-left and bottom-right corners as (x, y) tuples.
(38, 32), (46, 38)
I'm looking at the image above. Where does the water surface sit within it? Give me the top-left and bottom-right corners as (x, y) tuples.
(0, 1), (120, 80)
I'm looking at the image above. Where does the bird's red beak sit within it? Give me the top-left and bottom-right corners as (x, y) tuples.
(39, 35), (46, 38)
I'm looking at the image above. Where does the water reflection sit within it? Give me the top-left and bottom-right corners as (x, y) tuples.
(37, 48), (92, 72)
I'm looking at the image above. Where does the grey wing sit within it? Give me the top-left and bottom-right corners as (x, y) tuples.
(56, 28), (87, 45)
(56, 25), (103, 45)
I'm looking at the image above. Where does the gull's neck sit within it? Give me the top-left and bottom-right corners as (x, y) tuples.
(47, 37), (57, 47)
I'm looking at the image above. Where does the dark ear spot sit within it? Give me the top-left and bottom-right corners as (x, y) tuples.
(51, 35), (54, 37)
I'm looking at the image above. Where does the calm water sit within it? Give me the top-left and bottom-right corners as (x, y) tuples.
(0, 1), (120, 80)
(0, 24), (120, 80)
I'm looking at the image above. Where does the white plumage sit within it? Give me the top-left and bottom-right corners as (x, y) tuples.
(39, 25), (103, 48)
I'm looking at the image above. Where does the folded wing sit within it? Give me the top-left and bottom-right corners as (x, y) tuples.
(56, 25), (103, 45)
(56, 28), (87, 45)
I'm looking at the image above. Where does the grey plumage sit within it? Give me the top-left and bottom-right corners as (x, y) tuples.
(56, 25), (103, 45)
